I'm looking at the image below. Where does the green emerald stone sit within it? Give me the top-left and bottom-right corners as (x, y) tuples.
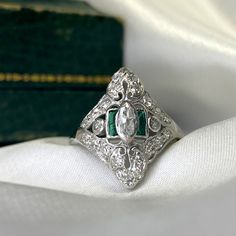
(108, 110), (118, 136)
(108, 109), (146, 138)
(136, 110), (146, 136)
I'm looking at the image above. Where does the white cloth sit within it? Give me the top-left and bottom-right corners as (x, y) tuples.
(0, 117), (236, 198)
(1, 0), (236, 235)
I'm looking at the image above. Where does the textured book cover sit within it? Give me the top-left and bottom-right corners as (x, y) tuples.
(0, 1), (123, 145)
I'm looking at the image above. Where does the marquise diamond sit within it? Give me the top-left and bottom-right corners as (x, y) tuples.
(116, 102), (138, 144)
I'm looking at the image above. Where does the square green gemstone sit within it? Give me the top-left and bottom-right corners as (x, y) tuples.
(136, 110), (146, 136)
(108, 109), (118, 136)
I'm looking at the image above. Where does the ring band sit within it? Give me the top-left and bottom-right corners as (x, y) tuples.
(72, 67), (183, 189)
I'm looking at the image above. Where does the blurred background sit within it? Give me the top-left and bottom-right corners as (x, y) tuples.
(1, 1), (236, 235)
(1, 0), (236, 146)
(0, 0), (123, 146)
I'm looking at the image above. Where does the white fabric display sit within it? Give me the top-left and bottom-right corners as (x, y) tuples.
(0, 117), (236, 198)
(1, 0), (236, 235)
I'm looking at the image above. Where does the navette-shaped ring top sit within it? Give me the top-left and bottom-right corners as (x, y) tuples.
(74, 67), (183, 189)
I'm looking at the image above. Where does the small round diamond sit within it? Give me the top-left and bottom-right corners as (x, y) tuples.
(92, 118), (105, 136)
(81, 133), (91, 145)
(148, 116), (161, 132)
(143, 94), (153, 107)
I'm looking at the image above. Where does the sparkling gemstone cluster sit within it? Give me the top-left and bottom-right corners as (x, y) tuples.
(107, 67), (144, 101)
(110, 146), (147, 188)
(142, 92), (172, 126)
(126, 74), (144, 99)
(145, 128), (173, 160)
(78, 131), (114, 164)
(77, 67), (179, 188)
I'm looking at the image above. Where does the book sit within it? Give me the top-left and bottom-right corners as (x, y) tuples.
(0, 1), (123, 145)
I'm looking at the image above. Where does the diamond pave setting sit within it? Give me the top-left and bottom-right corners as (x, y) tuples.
(75, 67), (183, 189)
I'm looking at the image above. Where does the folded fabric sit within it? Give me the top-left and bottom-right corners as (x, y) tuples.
(0, 116), (236, 236)
(0, 116), (235, 198)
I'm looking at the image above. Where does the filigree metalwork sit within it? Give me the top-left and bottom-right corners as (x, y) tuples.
(74, 68), (183, 189)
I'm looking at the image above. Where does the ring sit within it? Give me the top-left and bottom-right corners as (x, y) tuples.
(73, 67), (183, 189)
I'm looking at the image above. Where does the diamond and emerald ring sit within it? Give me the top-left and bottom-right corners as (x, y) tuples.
(72, 67), (183, 189)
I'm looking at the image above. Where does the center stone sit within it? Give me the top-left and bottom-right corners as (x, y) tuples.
(115, 102), (138, 143)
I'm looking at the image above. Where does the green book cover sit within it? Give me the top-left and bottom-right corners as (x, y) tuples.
(0, 1), (123, 145)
